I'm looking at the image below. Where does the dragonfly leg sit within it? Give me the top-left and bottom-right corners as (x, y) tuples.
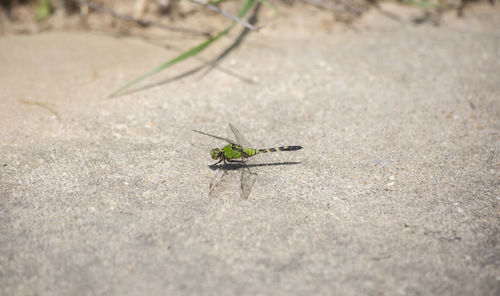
(210, 159), (230, 174)
(227, 159), (252, 174)
(210, 158), (232, 174)
(210, 159), (223, 167)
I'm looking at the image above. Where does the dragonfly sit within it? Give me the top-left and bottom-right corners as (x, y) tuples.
(192, 123), (303, 199)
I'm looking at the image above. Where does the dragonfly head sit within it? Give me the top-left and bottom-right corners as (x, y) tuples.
(210, 148), (222, 160)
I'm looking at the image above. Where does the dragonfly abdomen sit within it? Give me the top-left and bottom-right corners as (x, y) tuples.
(257, 146), (303, 154)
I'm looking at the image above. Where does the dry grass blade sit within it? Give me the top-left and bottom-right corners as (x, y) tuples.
(189, 0), (259, 31)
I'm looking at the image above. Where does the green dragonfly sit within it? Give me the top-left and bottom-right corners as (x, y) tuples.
(192, 123), (303, 199)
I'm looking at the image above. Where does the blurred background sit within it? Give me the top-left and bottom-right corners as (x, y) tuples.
(1, 0), (487, 35)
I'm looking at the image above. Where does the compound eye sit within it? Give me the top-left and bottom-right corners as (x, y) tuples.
(210, 149), (220, 160)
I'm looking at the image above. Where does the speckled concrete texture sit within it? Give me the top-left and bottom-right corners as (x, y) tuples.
(1, 3), (499, 295)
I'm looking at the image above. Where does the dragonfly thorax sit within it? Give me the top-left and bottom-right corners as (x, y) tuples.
(210, 148), (222, 160)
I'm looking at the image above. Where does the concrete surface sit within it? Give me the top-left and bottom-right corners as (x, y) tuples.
(1, 3), (499, 295)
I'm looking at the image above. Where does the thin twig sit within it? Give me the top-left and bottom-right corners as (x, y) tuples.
(189, 0), (259, 31)
(19, 99), (61, 120)
(70, 0), (211, 36)
(202, 2), (261, 75)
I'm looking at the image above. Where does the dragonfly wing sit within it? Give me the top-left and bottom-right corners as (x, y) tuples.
(241, 169), (257, 200)
(228, 123), (259, 199)
(192, 129), (237, 145)
(210, 167), (250, 199)
(209, 169), (231, 198)
(229, 123), (253, 149)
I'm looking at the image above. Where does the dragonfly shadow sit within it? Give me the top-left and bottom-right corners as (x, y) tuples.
(209, 161), (301, 171)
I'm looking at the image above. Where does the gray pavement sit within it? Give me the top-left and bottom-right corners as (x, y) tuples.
(1, 3), (499, 295)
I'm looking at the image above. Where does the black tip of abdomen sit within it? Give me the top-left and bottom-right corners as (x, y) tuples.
(283, 146), (303, 151)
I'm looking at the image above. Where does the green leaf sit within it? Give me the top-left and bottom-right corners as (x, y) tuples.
(208, 0), (234, 5)
(36, 0), (52, 21)
(108, 0), (256, 98)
